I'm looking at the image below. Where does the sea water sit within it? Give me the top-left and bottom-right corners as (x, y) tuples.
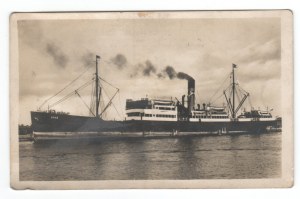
(19, 132), (281, 181)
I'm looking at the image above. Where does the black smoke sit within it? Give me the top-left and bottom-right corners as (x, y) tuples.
(46, 43), (69, 68)
(131, 60), (157, 78)
(161, 65), (194, 81)
(157, 73), (164, 78)
(130, 60), (194, 81)
(143, 60), (156, 76)
(177, 72), (194, 81)
(111, 54), (127, 69)
(163, 66), (177, 79)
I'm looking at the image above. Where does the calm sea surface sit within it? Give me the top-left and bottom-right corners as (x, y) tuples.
(19, 132), (281, 181)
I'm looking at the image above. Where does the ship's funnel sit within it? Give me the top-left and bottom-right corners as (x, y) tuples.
(187, 78), (195, 114)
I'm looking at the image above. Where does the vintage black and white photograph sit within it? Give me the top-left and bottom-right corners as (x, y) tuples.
(10, 11), (293, 189)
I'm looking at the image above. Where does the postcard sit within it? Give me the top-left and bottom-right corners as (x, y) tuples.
(10, 10), (293, 189)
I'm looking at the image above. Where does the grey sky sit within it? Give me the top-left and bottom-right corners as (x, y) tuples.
(18, 17), (281, 124)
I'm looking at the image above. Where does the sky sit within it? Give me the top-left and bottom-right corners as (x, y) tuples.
(18, 16), (281, 124)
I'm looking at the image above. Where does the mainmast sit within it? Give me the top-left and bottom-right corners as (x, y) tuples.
(223, 64), (249, 119)
(95, 55), (100, 117)
(232, 64), (236, 118)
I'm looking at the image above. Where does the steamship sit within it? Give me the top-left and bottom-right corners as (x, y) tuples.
(31, 55), (277, 138)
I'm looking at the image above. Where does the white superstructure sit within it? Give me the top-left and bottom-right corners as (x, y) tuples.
(125, 98), (177, 121)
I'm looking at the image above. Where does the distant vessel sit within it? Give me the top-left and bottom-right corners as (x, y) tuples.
(31, 55), (278, 139)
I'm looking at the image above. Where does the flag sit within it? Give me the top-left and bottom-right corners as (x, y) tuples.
(232, 63), (237, 68)
(96, 55), (101, 59)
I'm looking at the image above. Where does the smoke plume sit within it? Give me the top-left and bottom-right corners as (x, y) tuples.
(131, 60), (157, 78)
(130, 60), (194, 81)
(111, 54), (127, 69)
(46, 43), (69, 68)
(163, 66), (177, 79)
(143, 60), (156, 76)
(161, 65), (194, 81)
(177, 72), (194, 81)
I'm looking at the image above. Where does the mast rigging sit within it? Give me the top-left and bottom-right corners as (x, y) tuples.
(232, 64), (236, 118)
(95, 55), (100, 117)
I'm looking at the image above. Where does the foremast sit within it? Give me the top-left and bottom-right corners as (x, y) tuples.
(94, 55), (120, 119)
(36, 54), (120, 119)
(95, 55), (101, 118)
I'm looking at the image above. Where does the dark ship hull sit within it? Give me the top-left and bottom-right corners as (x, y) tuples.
(31, 111), (277, 134)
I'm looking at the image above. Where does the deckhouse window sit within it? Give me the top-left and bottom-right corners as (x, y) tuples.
(156, 107), (175, 110)
(127, 112), (140, 117)
(156, 114), (176, 118)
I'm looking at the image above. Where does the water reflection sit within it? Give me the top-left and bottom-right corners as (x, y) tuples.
(175, 137), (198, 179)
(19, 132), (281, 181)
